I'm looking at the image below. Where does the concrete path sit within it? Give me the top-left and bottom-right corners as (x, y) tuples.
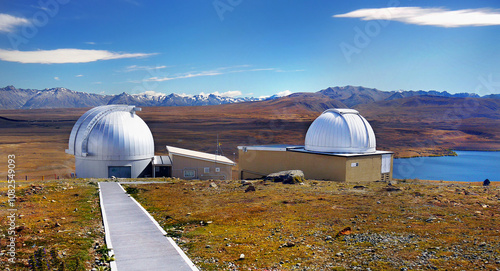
(99, 182), (198, 271)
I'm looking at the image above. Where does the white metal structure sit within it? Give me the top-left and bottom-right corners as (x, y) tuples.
(66, 105), (154, 178)
(304, 109), (376, 153)
(166, 146), (235, 166)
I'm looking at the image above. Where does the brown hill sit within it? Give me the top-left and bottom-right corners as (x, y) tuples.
(355, 95), (500, 157)
(0, 94), (498, 178)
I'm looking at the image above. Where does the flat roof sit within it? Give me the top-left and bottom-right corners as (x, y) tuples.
(237, 144), (302, 151)
(238, 145), (393, 157)
(153, 155), (172, 166)
(167, 146), (235, 166)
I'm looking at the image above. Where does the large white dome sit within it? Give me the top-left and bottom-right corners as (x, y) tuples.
(304, 109), (376, 153)
(67, 105), (154, 160)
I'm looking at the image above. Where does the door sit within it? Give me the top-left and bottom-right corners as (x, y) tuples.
(108, 166), (132, 178)
(155, 166), (172, 177)
(381, 154), (391, 174)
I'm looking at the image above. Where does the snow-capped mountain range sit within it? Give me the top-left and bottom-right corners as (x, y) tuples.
(0, 85), (497, 110)
(0, 86), (276, 109)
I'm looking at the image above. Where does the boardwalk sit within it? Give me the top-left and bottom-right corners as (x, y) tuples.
(99, 182), (198, 271)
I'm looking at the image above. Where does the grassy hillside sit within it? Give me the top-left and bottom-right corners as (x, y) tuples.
(126, 179), (500, 270)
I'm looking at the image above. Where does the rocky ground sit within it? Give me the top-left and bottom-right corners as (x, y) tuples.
(127, 179), (500, 271)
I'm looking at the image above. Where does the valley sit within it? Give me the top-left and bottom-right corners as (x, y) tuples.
(0, 93), (498, 179)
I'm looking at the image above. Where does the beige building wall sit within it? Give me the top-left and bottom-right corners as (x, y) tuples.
(171, 155), (233, 180)
(238, 149), (392, 182)
(345, 155), (382, 182)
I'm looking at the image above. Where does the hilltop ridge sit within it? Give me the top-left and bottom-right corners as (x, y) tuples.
(0, 85), (495, 110)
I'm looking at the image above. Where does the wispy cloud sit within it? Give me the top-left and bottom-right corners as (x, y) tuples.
(145, 65), (276, 82)
(124, 65), (169, 72)
(136, 90), (166, 97)
(0, 13), (30, 32)
(76, 74), (84, 77)
(85, 41), (96, 45)
(276, 90), (292, 96)
(334, 7), (500, 28)
(209, 90), (242, 97)
(54, 76), (60, 81)
(259, 90), (292, 99)
(0, 48), (157, 64)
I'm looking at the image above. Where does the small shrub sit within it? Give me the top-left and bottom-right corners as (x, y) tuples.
(125, 186), (139, 194)
(29, 248), (66, 271)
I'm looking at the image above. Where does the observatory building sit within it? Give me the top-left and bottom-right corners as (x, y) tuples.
(66, 105), (235, 179)
(66, 105), (155, 178)
(238, 109), (393, 182)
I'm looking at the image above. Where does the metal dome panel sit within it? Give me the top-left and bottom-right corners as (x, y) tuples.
(304, 109), (376, 153)
(66, 105), (154, 160)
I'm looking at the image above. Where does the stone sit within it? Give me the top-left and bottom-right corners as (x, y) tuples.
(425, 217), (436, 223)
(239, 253), (245, 260)
(353, 185), (366, 189)
(483, 179), (490, 186)
(336, 227), (352, 237)
(15, 226), (25, 233)
(280, 242), (295, 248)
(265, 170), (305, 184)
(245, 185), (256, 193)
(384, 186), (401, 192)
(209, 182), (218, 188)
(241, 180), (251, 186)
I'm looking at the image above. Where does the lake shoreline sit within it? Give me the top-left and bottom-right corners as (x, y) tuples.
(395, 148), (500, 159)
(393, 150), (499, 182)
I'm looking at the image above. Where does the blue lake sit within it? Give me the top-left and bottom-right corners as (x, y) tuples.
(392, 151), (499, 182)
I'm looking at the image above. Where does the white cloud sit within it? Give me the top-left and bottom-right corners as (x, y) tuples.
(137, 90), (166, 97)
(259, 90), (293, 99)
(211, 90), (242, 97)
(76, 74), (84, 77)
(146, 65), (275, 82)
(54, 77), (60, 81)
(0, 13), (29, 32)
(0, 48), (157, 64)
(334, 7), (500, 28)
(147, 70), (224, 82)
(85, 41), (96, 45)
(125, 65), (168, 72)
(276, 90), (292, 97)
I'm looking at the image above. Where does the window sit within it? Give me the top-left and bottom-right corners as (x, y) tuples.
(108, 166), (131, 178)
(183, 169), (196, 178)
(204, 167), (210, 173)
(215, 167), (220, 172)
(351, 162), (359, 167)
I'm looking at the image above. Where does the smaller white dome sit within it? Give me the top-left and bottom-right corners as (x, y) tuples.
(304, 109), (376, 153)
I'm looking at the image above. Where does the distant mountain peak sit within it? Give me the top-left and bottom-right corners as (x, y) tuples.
(0, 85), (495, 110)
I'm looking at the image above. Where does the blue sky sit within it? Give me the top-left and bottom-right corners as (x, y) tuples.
(0, 0), (499, 97)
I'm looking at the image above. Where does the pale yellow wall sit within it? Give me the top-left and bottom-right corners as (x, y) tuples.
(238, 150), (347, 181)
(345, 155), (381, 182)
(239, 149), (393, 182)
(171, 155), (233, 180)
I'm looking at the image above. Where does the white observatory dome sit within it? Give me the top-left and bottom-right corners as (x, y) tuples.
(304, 109), (376, 153)
(67, 105), (154, 160)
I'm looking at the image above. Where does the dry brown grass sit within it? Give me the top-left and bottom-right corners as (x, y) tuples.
(126, 179), (500, 270)
(0, 100), (498, 179)
(0, 179), (103, 270)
